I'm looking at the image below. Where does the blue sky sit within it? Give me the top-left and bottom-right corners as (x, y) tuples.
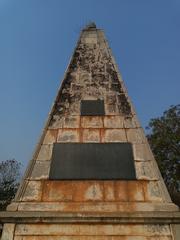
(0, 0), (180, 169)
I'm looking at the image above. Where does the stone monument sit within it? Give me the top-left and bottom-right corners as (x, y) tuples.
(1, 23), (180, 240)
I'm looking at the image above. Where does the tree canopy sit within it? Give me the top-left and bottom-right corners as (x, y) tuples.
(146, 104), (180, 206)
(0, 159), (21, 210)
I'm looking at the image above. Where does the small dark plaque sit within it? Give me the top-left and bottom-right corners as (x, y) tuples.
(49, 143), (136, 180)
(80, 100), (105, 116)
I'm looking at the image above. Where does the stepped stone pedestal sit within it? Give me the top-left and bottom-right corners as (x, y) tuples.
(1, 23), (179, 239)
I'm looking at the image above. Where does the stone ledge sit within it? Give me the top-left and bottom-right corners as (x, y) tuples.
(0, 211), (180, 224)
(16, 201), (179, 212)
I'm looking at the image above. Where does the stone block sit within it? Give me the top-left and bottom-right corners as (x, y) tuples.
(36, 144), (53, 161)
(78, 72), (91, 84)
(1, 223), (15, 240)
(82, 129), (100, 142)
(43, 181), (74, 201)
(133, 115), (141, 128)
(127, 181), (144, 201)
(21, 181), (42, 201)
(143, 181), (163, 202)
(135, 161), (158, 180)
(104, 116), (124, 128)
(172, 224), (180, 240)
(30, 160), (50, 180)
(48, 116), (64, 129)
(69, 102), (80, 115)
(43, 129), (58, 144)
(144, 224), (171, 236)
(114, 181), (128, 201)
(105, 104), (119, 115)
(71, 83), (84, 92)
(14, 237), (23, 240)
(64, 116), (80, 128)
(15, 223), (171, 236)
(6, 202), (19, 211)
(85, 37), (98, 44)
(148, 237), (172, 240)
(81, 116), (103, 128)
(82, 31), (96, 37)
(73, 181), (104, 202)
(103, 181), (115, 201)
(106, 93), (117, 105)
(133, 144), (153, 161)
(57, 129), (80, 142)
(127, 128), (146, 144)
(84, 183), (103, 201)
(124, 117), (137, 128)
(18, 202), (65, 212)
(129, 103), (136, 115)
(103, 129), (127, 142)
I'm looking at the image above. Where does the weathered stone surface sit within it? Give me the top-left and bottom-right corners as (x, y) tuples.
(132, 115), (141, 128)
(148, 237), (172, 240)
(127, 128), (146, 143)
(42, 181), (74, 202)
(82, 129), (100, 142)
(13, 236), (174, 240)
(17, 201), (178, 212)
(21, 181), (42, 201)
(171, 224), (180, 240)
(15, 223), (171, 236)
(49, 116), (64, 129)
(104, 116), (124, 128)
(83, 183), (103, 201)
(14, 237), (23, 240)
(30, 161), (50, 180)
(64, 116), (80, 128)
(57, 129), (79, 142)
(43, 129), (58, 144)
(133, 144), (153, 161)
(41, 181), (159, 203)
(36, 144), (53, 161)
(135, 161), (158, 180)
(18, 202), (117, 212)
(115, 181), (128, 201)
(47, 30), (132, 122)
(124, 117), (137, 128)
(43, 181), (105, 202)
(14, 236), (148, 240)
(1, 211), (180, 224)
(128, 181), (144, 201)
(1, 223), (15, 240)
(6, 202), (19, 211)
(143, 181), (163, 202)
(103, 129), (127, 142)
(36, 180), (171, 204)
(81, 116), (103, 128)
(105, 103), (119, 115)
(103, 181), (115, 201)
(144, 224), (171, 235)
(84, 37), (98, 44)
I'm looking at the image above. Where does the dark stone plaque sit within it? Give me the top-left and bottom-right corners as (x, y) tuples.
(80, 100), (105, 116)
(49, 143), (136, 180)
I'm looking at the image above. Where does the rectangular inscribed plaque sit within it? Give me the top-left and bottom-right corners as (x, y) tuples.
(80, 100), (105, 116)
(49, 143), (136, 180)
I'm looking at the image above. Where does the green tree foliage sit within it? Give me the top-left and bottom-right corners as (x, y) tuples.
(146, 104), (180, 206)
(0, 159), (21, 210)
